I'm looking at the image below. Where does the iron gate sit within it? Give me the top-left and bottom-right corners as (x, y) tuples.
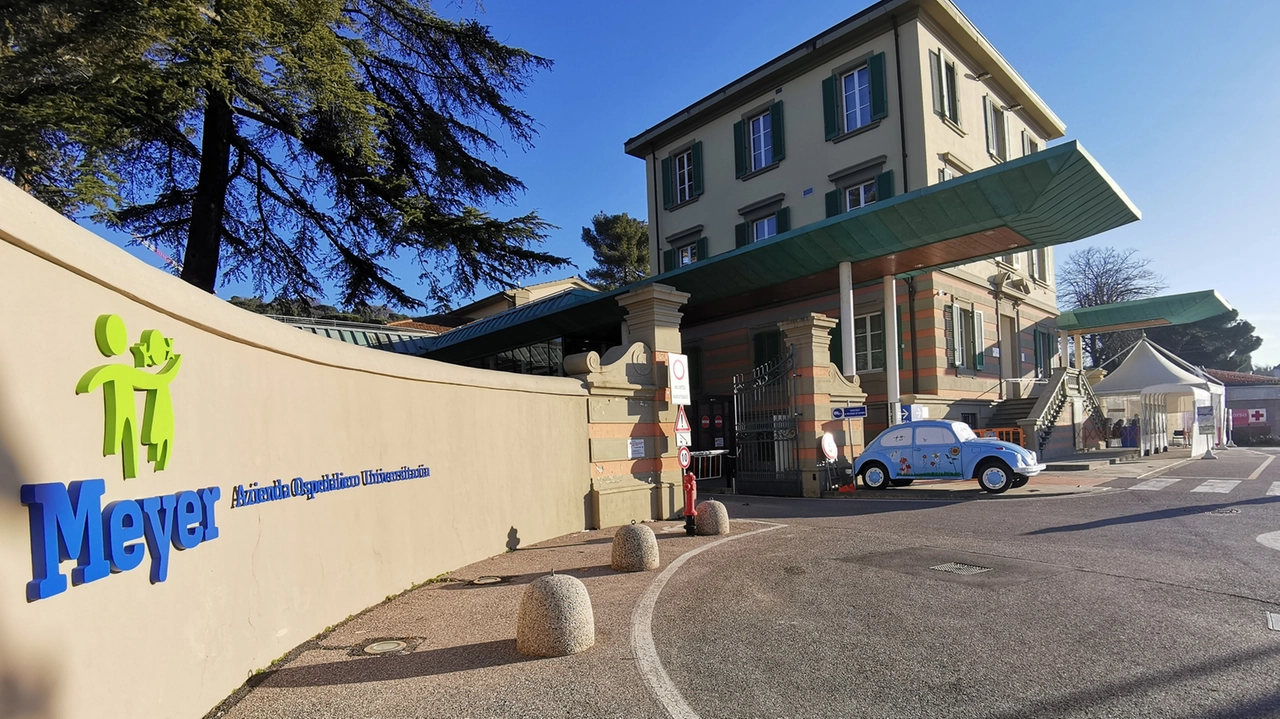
(732, 346), (801, 496)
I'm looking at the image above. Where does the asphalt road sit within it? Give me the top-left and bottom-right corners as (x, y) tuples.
(654, 447), (1280, 719)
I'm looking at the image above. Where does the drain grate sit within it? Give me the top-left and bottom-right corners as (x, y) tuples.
(930, 562), (992, 576)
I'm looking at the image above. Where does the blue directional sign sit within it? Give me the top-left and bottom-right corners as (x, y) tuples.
(832, 406), (868, 420)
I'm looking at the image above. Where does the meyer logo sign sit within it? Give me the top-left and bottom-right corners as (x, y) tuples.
(21, 314), (220, 601)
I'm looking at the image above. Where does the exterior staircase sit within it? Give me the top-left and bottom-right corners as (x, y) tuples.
(984, 397), (1039, 430)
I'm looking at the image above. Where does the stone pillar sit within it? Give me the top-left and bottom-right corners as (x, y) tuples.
(779, 313), (867, 498)
(568, 284), (690, 528)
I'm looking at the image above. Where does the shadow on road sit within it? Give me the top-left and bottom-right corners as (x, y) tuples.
(247, 639), (533, 688)
(721, 493), (964, 521)
(984, 641), (1280, 719)
(1023, 496), (1280, 535)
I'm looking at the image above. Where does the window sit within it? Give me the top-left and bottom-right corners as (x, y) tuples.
(960, 412), (978, 428)
(1029, 248), (1048, 282)
(1034, 328), (1057, 378)
(930, 50), (960, 124)
(753, 329), (782, 367)
(749, 110), (773, 171)
(984, 96), (1008, 160)
(679, 243), (698, 266)
(846, 179), (878, 211)
(854, 313), (885, 372)
(998, 252), (1021, 268)
(915, 426), (957, 445)
(842, 65), (872, 132)
(880, 427), (912, 447)
(661, 141), (703, 210)
(955, 308), (971, 368)
(1022, 130), (1039, 156)
(752, 215), (777, 242)
(673, 150), (693, 205)
(939, 165), (955, 183)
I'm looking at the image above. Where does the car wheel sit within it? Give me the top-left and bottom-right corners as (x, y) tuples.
(860, 462), (890, 490)
(976, 460), (1013, 494)
(1011, 474), (1029, 489)
(890, 477), (914, 487)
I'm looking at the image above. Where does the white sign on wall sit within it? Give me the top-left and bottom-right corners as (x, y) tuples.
(628, 438), (646, 459)
(668, 353), (691, 406)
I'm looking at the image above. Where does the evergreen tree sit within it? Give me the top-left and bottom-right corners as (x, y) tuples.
(1, 0), (568, 309)
(580, 211), (648, 290)
(1146, 310), (1263, 371)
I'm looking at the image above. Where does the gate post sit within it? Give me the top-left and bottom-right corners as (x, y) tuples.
(779, 314), (868, 497)
(568, 284), (690, 528)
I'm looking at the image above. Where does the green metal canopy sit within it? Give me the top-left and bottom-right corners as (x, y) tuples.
(427, 140), (1140, 362)
(1055, 290), (1233, 335)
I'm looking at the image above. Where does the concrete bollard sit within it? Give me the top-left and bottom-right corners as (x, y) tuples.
(694, 499), (730, 536)
(611, 523), (660, 572)
(515, 574), (595, 657)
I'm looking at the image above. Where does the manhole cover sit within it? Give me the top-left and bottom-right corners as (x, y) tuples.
(363, 640), (407, 655)
(930, 562), (992, 576)
(470, 576), (504, 585)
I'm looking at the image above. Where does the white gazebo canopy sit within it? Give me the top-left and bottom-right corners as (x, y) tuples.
(1090, 338), (1225, 457)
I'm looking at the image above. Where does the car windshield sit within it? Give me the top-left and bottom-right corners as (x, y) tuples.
(952, 422), (977, 442)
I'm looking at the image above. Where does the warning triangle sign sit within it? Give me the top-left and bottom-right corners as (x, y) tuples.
(675, 405), (692, 432)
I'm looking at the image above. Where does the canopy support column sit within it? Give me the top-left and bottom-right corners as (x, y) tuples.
(839, 262), (857, 378)
(884, 275), (901, 426)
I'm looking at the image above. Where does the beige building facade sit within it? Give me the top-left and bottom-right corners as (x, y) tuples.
(625, 0), (1069, 434)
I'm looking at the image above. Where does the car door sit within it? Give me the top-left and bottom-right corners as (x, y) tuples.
(877, 426), (914, 478)
(912, 425), (963, 478)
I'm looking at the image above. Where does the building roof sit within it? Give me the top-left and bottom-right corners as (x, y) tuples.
(426, 140), (1137, 362)
(1203, 368), (1280, 387)
(624, 0), (1064, 158)
(1055, 290), (1233, 335)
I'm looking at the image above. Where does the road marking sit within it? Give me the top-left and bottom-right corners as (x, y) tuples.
(1257, 531), (1280, 552)
(631, 521), (786, 719)
(1269, 482), (1280, 497)
(1135, 458), (1195, 480)
(1248, 455), (1276, 481)
(1191, 480), (1240, 493)
(1131, 477), (1181, 491)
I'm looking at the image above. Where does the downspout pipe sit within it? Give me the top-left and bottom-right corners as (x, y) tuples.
(906, 277), (918, 394)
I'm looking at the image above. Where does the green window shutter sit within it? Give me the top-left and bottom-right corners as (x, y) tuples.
(1033, 328), (1043, 375)
(733, 120), (746, 178)
(974, 310), (985, 370)
(735, 222), (749, 248)
(661, 156), (673, 210)
(898, 304), (905, 371)
(822, 75), (840, 140)
(929, 51), (943, 115)
(769, 101), (785, 162)
(691, 141), (704, 197)
(663, 248), (675, 273)
(825, 189), (841, 218)
(944, 304), (956, 368)
(869, 52), (888, 121)
(983, 96), (997, 156)
(875, 170), (894, 200)
(775, 206), (790, 233)
(830, 318), (843, 370)
(695, 236), (708, 262)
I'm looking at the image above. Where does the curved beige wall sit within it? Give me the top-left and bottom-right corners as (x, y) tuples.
(0, 180), (590, 719)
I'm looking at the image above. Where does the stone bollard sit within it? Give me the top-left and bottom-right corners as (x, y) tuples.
(515, 574), (595, 657)
(694, 500), (730, 536)
(611, 522), (660, 572)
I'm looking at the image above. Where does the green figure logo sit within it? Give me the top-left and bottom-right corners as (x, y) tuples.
(75, 314), (182, 479)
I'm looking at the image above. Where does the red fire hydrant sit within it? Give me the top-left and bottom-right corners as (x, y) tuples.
(682, 471), (698, 536)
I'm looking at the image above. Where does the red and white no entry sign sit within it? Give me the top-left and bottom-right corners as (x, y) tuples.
(714, 415), (723, 428)
(701, 415), (710, 429)
(678, 445), (691, 469)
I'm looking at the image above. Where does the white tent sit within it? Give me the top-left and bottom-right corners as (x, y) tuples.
(1091, 339), (1225, 457)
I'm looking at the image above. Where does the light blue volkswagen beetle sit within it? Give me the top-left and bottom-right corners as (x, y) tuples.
(853, 420), (1045, 493)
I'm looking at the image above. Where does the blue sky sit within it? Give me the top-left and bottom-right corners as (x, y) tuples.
(99, 0), (1280, 365)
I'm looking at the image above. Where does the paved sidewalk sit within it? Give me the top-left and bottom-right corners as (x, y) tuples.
(206, 521), (765, 719)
